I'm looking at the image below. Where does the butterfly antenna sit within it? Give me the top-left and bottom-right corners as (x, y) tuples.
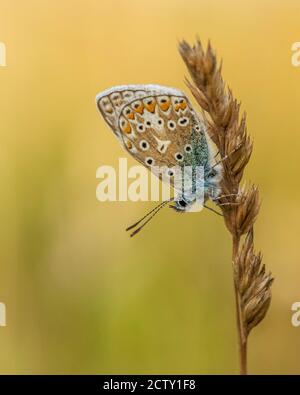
(126, 201), (169, 231)
(126, 200), (172, 237)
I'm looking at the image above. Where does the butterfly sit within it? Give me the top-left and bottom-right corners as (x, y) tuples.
(96, 84), (224, 236)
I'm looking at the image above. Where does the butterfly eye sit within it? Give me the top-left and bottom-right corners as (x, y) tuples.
(178, 199), (187, 208)
(140, 140), (149, 151)
(145, 157), (154, 166)
(184, 144), (192, 153)
(167, 120), (176, 131)
(175, 152), (184, 162)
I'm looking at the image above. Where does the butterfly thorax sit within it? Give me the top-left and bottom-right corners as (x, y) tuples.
(170, 163), (222, 212)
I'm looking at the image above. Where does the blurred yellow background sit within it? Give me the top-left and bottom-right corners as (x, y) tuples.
(0, 0), (300, 374)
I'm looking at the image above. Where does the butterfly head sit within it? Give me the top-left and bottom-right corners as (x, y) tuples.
(170, 197), (197, 212)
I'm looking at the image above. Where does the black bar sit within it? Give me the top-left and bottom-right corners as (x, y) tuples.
(0, 375), (298, 392)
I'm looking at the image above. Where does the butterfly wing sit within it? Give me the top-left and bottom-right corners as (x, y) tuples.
(96, 84), (211, 186)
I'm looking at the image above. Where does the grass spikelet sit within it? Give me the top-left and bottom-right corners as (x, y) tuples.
(179, 39), (273, 374)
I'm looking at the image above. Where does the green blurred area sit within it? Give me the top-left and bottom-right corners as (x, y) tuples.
(0, 0), (300, 374)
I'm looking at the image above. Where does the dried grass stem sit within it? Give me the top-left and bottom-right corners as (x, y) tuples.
(179, 39), (273, 374)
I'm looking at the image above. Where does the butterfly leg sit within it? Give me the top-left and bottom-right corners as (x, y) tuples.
(214, 150), (220, 159)
(216, 202), (241, 207)
(213, 193), (238, 201)
(203, 204), (223, 216)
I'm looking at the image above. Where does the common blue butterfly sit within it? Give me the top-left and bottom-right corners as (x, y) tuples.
(96, 85), (223, 235)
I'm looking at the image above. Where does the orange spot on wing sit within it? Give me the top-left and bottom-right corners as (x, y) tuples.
(124, 108), (135, 120)
(180, 101), (187, 110)
(132, 101), (144, 114)
(144, 99), (156, 113)
(123, 123), (132, 134)
(126, 141), (133, 149)
(159, 100), (170, 112)
(120, 119), (132, 134)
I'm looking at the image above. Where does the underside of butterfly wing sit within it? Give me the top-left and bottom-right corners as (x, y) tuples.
(96, 85), (211, 186)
